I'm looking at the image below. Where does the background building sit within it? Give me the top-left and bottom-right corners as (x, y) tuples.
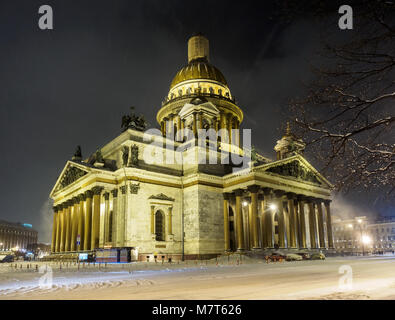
(0, 220), (38, 251)
(333, 215), (395, 254)
(368, 216), (395, 252)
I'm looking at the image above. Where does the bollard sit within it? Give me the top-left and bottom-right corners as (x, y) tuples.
(59, 264), (62, 270)
(236, 259), (239, 265)
(36, 264), (38, 271)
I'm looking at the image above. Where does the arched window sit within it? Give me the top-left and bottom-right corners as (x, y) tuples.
(155, 211), (165, 241)
(178, 89), (183, 96)
(218, 89), (222, 96)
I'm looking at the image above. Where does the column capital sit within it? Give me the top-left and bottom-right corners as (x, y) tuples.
(103, 192), (110, 201)
(72, 196), (79, 204)
(57, 204), (63, 210)
(53, 206), (59, 213)
(65, 200), (73, 207)
(111, 188), (118, 198)
(223, 193), (231, 200)
(78, 193), (86, 202)
(92, 186), (104, 195)
(323, 199), (332, 206)
(120, 185), (127, 194)
(85, 190), (93, 199)
(305, 196), (315, 203)
(262, 187), (272, 196)
(297, 194), (307, 201)
(286, 192), (297, 200)
(274, 190), (285, 197)
(234, 189), (244, 197)
(312, 198), (323, 205)
(247, 185), (260, 194)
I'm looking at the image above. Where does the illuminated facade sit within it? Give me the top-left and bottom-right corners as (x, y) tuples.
(49, 35), (334, 260)
(0, 220), (38, 251)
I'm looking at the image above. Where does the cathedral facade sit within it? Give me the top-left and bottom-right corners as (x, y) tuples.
(49, 35), (334, 261)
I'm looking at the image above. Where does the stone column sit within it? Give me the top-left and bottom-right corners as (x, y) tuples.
(103, 192), (110, 244)
(56, 205), (63, 252)
(234, 189), (245, 251)
(177, 115), (181, 141)
(118, 185), (127, 246)
(226, 113), (232, 145)
(297, 196), (307, 248)
(181, 119), (185, 141)
(316, 200), (326, 248)
(51, 206), (58, 253)
(59, 204), (66, 252)
(167, 207), (173, 236)
(324, 200), (334, 249)
(223, 193), (231, 252)
(192, 112), (197, 137)
(91, 186), (103, 250)
(262, 188), (273, 248)
(70, 197), (79, 251)
(84, 190), (93, 251)
(198, 111), (203, 130)
(150, 205), (155, 235)
(168, 114), (174, 137)
(111, 189), (118, 245)
(274, 190), (286, 248)
(248, 185), (260, 249)
(163, 117), (168, 137)
(307, 198), (317, 249)
(65, 201), (72, 252)
(77, 194), (85, 251)
(286, 193), (297, 248)
(219, 111), (225, 133)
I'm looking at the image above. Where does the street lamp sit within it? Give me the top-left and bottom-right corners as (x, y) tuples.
(357, 219), (366, 256)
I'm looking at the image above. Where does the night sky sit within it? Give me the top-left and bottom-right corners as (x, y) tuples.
(0, 1), (390, 242)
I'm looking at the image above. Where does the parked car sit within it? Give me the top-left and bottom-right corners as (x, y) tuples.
(311, 253), (326, 260)
(286, 253), (303, 261)
(295, 252), (311, 260)
(268, 251), (287, 262)
(0, 255), (14, 263)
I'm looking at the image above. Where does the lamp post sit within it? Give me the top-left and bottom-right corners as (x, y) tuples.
(357, 219), (364, 256)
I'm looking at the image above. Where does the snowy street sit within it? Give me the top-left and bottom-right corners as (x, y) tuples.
(1, 255), (395, 300)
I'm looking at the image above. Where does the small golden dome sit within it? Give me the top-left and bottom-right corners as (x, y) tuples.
(170, 58), (228, 89)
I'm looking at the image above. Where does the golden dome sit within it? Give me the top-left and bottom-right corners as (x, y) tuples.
(170, 58), (228, 89)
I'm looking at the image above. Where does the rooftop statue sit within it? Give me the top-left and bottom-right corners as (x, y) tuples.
(72, 145), (82, 161)
(121, 106), (148, 132)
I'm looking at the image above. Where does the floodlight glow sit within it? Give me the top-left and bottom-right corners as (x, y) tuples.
(348, 224), (353, 229)
(269, 204), (277, 211)
(242, 201), (248, 207)
(362, 235), (371, 244)
(357, 219), (362, 224)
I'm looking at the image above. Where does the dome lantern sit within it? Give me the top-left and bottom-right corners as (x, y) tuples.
(188, 34), (210, 63)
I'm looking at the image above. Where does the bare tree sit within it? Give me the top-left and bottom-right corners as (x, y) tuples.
(286, 0), (394, 198)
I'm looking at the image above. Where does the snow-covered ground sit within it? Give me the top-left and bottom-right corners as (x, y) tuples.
(1, 255), (395, 299)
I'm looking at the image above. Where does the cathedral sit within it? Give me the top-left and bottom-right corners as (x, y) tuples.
(49, 34), (334, 261)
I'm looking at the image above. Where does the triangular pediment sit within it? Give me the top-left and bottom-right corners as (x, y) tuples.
(50, 161), (90, 197)
(255, 155), (333, 188)
(148, 193), (175, 201)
